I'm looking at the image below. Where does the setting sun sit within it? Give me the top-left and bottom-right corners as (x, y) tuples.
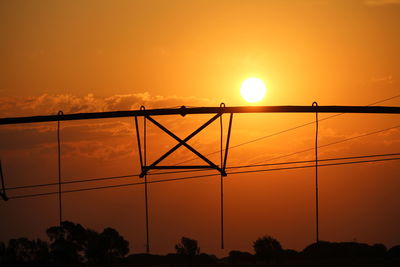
(240, 77), (266, 103)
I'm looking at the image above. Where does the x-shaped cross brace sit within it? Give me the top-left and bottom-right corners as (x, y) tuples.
(136, 113), (229, 178)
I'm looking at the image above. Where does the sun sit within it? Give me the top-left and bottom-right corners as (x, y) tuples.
(240, 77), (266, 103)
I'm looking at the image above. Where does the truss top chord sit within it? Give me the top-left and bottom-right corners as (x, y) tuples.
(0, 105), (399, 125)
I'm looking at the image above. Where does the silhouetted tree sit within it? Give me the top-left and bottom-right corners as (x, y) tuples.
(372, 243), (387, 257)
(84, 228), (102, 265)
(84, 227), (129, 266)
(0, 241), (5, 265)
(46, 221), (86, 265)
(253, 235), (282, 263)
(175, 237), (200, 256)
(388, 245), (400, 258)
(98, 227), (129, 266)
(3, 238), (49, 266)
(46, 221), (129, 266)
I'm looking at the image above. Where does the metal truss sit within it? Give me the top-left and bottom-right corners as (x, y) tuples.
(134, 111), (233, 177)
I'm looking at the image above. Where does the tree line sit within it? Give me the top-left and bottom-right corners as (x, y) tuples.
(1, 221), (400, 266)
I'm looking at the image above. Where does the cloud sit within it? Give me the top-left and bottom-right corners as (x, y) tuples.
(61, 140), (136, 161)
(371, 75), (394, 84)
(364, 0), (400, 6)
(0, 93), (213, 117)
(0, 92), (217, 162)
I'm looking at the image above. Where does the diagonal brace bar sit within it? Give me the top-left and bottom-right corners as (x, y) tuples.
(134, 116), (145, 174)
(141, 114), (225, 177)
(222, 113), (234, 172)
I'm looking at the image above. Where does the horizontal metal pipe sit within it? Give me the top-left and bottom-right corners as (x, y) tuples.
(146, 165), (217, 169)
(0, 105), (399, 125)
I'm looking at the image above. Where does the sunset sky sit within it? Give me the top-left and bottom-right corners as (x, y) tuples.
(0, 0), (399, 256)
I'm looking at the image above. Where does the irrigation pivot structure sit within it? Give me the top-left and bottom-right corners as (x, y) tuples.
(1, 104), (399, 251)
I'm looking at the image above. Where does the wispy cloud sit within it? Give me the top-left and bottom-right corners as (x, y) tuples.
(0, 93), (215, 160)
(364, 0), (400, 6)
(0, 93), (213, 117)
(371, 75), (394, 84)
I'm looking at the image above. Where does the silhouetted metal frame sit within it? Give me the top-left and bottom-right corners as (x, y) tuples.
(134, 106), (151, 254)
(136, 113), (231, 177)
(0, 160), (8, 201)
(312, 102), (319, 245)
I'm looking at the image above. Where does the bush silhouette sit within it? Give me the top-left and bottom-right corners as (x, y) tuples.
(175, 237), (200, 256)
(253, 235), (282, 262)
(388, 245), (400, 258)
(46, 221), (129, 266)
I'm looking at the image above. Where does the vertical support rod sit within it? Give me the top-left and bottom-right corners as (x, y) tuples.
(57, 111), (63, 226)
(312, 102), (319, 244)
(223, 113), (233, 170)
(220, 114), (224, 249)
(143, 115), (150, 254)
(0, 160), (8, 201)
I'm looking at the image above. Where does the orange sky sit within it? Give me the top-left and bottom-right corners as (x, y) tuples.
(0, 0), (399, 256)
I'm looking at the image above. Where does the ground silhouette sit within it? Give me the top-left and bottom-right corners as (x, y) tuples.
(1, 221), (400, 266)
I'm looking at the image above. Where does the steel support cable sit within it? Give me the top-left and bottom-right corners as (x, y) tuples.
(7, 156), (400, 200)
(251, 125), (400, 165)
(166, 94), (400, 167)
(312, 102), (319, 244)
(4, 152), (400, 192)
(4, 152), (400, 191)
(3, 120), (398, 195)
(143, 124), (400, 175)
(219, 104), (224, 249)
(228, 152), (400, 169)
(57, 110), (63, 226)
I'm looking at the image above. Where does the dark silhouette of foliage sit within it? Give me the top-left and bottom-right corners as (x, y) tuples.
(175, 237), (200, 256)
(196, 253), (218, 264)
(124, 252), (216, 266)
(228, 250), (254, 264)
(46, 221), (86, 265)
(371, 243), (387, 257)
(388, 245), (400, 258)
(302, 241), (388, 259)
(85, 227), (129, 266)
(125, 253), (165, 265)
(45, 221), (129, 266)
(282, 248), (299, 260)
(253, 235), (283, 262)
(0, 241), (5, 265)
(2, 224), (400, 266)
(2, 238), (49, 266)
